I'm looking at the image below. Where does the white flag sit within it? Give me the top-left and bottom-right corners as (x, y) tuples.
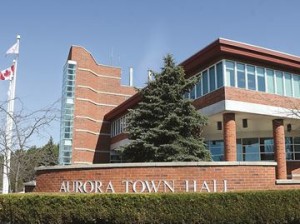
(0, 65), (15, 80)
(6, 42), (19, 55)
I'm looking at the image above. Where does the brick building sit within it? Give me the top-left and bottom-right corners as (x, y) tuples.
(58, 38), (300, 180)
(59, 46), (136, 165)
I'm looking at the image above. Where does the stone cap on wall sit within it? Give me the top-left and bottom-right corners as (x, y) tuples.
(276, 179), (300, 184)
(35, 161), (277, 171)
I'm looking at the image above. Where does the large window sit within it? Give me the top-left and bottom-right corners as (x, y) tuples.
(224, 60), (300, 98)
(207, 137), (300, 162)
(184, 61), (226, 100)
(185, 59), (300, 100)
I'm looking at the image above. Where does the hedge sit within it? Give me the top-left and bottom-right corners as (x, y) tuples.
(0, 190), (299, 223)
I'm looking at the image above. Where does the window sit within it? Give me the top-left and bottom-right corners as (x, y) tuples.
(184, 60), (300, 101)
(284, 73), (293, 97)
(237, 138), (260, 161)
(260, 138), (274, 160)
(116, 119), (120, 134)
(186, 61), (225, 99)
(267, 69), (275, 93)
(225, 61), (235, 87)
(184, 92), (190, 99)
(64, 152), (71, 157)
(208, 137), (300, 162)
(110, 150), (122, 163)
(63, 158), (70, 163)
(216, 62), (223, 88)
(286, 137), (293, 160)
(293, 137), (300, 160)
(247, 65), (256, 90)
(67, 86), (73, 91)
(190, 85), (196, 99)
(196, 78), (202, 98)
(207, 140), (224, 161)
(275, 71), (284, 95)
(257, 67), (266, 92)
(111, 114), (129, 137)
(202, 70), (209, 94)
(237, 63), (246, 88)
(293, 75), (300, 98)
(68, 69), (75, 74)
(209, 66), (216, 92)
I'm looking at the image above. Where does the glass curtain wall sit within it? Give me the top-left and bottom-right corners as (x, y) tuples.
(59, 60), (77, 165)
(206, 137), (300, 161)
(185, 59), (300, 100)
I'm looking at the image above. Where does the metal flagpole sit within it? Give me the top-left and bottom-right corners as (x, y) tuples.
(2, 35), (20, 194)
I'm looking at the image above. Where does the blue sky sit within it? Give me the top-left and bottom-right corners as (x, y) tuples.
(0, 0), (300, 146)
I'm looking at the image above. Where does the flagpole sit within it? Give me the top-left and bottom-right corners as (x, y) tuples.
(2, 35), (20, 194)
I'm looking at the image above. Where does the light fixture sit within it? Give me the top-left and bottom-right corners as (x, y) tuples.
(217, 121), (222, 130)
(242, 119), (248, 128)
(287, 124), (292, 132)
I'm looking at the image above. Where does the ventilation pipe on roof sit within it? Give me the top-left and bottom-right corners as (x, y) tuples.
(129, 67), (133, 87)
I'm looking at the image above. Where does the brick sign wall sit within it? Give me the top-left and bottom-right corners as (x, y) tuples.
(34, 162), (300, 193)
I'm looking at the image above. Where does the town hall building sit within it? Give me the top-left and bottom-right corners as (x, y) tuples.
(58, 38), (300, 180)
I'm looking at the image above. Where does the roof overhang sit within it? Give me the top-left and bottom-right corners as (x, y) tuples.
(181, 38), (300, 77)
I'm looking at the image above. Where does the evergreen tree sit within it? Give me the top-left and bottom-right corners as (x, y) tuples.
(38, 137), (59, 166)
(122, 55), (211, 162)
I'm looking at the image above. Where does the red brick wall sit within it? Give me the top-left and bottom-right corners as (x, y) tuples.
(223, 113), (237, 161)
(68, 46), (136, 164)
(34, 163), (300, 193)
(225, 87), (300, 109)
(192, 87), (225, 110)
(189, 85), (300, 114)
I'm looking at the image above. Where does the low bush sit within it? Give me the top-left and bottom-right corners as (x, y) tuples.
(0, 190), (299, 223)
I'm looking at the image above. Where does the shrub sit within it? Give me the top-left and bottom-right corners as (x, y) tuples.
(0, 190), (299, 223)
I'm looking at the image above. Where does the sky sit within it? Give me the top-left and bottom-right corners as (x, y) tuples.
(0, 0), (300, 147)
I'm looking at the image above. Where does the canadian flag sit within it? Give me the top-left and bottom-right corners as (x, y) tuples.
(0, 65), (15, 80)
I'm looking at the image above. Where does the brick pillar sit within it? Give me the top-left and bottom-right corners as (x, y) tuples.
(273, 119), (287, 179)
(223, 113), (236, 161)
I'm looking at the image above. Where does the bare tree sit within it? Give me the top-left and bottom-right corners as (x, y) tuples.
(0, 98), (60, 192)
